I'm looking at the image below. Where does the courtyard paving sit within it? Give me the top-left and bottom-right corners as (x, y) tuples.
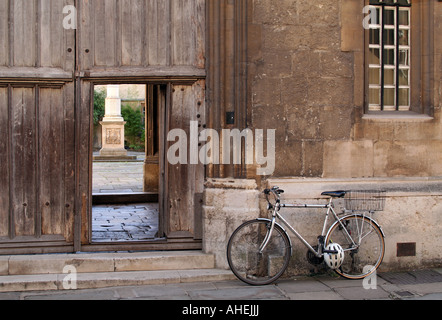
(92, 152), (158, 242)
(92, 203), (159, 242)
(92, 152), (145, 194)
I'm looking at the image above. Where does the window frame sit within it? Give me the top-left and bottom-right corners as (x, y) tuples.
(367, 0), (412, 112)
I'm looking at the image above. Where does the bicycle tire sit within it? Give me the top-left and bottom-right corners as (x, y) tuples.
(227, 219), (292, 286)
(325, 215), (385, 280)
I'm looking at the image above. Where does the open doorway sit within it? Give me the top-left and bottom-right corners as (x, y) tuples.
(91, 84), (161, 243)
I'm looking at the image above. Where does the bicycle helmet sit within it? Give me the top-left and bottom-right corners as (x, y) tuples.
(324, 243), (345, 270)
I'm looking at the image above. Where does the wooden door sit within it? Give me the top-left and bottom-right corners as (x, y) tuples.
(76, 0), (206, 248)
(0, 0), (76, 254)
(163, 81), (205, 241)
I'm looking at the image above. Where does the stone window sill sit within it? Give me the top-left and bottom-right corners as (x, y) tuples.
(363, 111), (434, 122)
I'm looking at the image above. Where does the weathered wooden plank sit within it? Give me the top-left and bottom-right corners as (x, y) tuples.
(195, 0), (205, 68)
(171, 0), (184, 65)
(168, 85), (187, 236)
(39, 88), (65, 237)
(78, 0), (205, 71)
(0, 1), (9, 66)
(63, 82), (76, 243)
(93, 0), (117, 67)
(0, 87), (9, 237)
(39, 0), (64, 68)
(166, 84), (202, 238)
(1, 0), (74, 70)
(0, 67), (73, 82)
(12, 0), (37, 67)
(171, 0), (199, 66)
(193, 80), (205, 195)
(11, 87), (37, 237)
(78, 0), (93, 70)
(146, 0), (170, 66)
(63, 0), (76, 72)
(121, 0), (143, 66)
(78, 81), (92, 244)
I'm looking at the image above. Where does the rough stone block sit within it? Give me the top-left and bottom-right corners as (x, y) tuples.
(323, 140), (374, 178)
(0, 257), (8, 276)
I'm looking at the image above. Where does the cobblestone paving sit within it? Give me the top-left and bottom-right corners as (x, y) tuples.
(92, 203), (159, 242)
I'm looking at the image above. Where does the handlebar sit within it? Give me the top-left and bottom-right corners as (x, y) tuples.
(263, 187), (284, 209)
(263, 187), (285, 195)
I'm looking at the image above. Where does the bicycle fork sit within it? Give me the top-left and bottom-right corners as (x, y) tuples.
(258, 217), (277, 254)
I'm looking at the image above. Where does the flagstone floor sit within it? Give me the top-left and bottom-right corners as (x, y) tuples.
(92, 153), (159, 242)
(92, 203), (159, 242)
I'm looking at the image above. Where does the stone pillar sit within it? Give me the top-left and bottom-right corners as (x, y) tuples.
(98, 85), (131, 159)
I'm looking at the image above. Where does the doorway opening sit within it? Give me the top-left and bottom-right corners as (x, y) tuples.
(91, 84), (162, 243)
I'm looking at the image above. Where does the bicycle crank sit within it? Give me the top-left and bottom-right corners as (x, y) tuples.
(307, 246), (324, 265)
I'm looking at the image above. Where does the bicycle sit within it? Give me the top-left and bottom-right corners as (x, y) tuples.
(227, 186), (386, 286)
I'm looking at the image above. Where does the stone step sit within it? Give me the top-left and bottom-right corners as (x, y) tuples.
(0, 251), (216, 276)
(0, 269), (236, 293)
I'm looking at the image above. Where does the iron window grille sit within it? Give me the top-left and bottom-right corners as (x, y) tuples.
(368, 0), (411, 111)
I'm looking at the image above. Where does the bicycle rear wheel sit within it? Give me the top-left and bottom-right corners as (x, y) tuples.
(325, 215), (385, 279)
(227, 220), (291, 286)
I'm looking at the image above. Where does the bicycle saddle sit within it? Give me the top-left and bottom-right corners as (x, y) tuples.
(321, 191), (347, 198)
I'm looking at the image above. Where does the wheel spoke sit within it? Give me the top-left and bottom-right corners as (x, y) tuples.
(326, 216), (385, 279)
(227, 220), (291, 286)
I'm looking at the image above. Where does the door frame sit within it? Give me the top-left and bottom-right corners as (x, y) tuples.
(77, 78), (204, 253)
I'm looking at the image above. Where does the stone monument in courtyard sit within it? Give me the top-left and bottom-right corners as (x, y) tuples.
(96, 85), (136, 160)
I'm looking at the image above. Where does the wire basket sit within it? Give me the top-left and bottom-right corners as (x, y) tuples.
(344, 190), (386, 212)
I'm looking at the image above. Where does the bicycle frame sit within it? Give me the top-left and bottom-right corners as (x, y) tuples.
(260, 194), (357, 259)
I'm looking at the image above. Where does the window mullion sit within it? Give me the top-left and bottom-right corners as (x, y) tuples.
(380, 6), (385, 111)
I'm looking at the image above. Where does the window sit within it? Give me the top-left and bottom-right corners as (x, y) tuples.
(368, 0), (411, 111)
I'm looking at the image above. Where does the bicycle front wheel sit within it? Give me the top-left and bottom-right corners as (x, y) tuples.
(325, 215), (385, 280)
(227, 220), (291, 286)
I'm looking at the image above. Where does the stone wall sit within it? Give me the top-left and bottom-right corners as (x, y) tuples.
(247, 0), (442, 179)
(202, 0), (442, 274)
(203, 178), (442, 273)
(203, 179), (260, 268)
(267, 178), (442, 273)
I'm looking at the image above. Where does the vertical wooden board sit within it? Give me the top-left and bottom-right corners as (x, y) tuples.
(79, 0), (93, 70)
(0, 1), (9, 66)
(79, 81), (92, 244)
(11, 87), (37, 237)
(63, 82), (76, 243)
(121, 0), (132, 66)
(193, 80), (205, 195)
(171, 0), (196, 66)
(0, 87), (9, 237)
(92, 0), (106, 67)
(63, 0), (76, 72)
(195, 0), (205, 68)
(39, 88), (65, 236)
(39, 0), (52, 67)
(121, 0), (143, 66)
(182, 0), (196, 66)
(93, 0), (117, 67)
(168, 85), (184, 234)
(39, 0), (64, 68)
(170, 0), (184, 65)
(145, 0), (156, 65)
(167, 84), (198, 236)
(145, 0), (169, 66)
(12, 0), (37, 67)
